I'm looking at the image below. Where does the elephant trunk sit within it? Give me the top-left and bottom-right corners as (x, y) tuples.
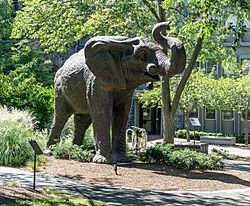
(152, 22), (186, 76)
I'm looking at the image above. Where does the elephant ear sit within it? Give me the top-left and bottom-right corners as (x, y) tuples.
(84, 36), (134, 89)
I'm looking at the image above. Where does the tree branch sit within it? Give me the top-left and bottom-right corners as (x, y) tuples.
(169, 7), (188, 17)
(141, 0), (161, 22)
(172, 34), (204, 114)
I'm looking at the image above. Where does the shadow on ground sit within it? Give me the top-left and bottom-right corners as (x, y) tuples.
(224, 159), (250, 173)
(1, 167), (250, 205)
(117, 162), (250, 187)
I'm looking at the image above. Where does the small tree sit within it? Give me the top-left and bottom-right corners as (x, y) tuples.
(204, 69), (250, 145)
(177, 70), (214, 141)
(240, 74), (250, 145)
(138, 69), (213, 141)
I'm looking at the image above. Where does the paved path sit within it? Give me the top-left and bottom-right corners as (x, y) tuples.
(208, 144), (250, 158)
(1, 166), (250, 205)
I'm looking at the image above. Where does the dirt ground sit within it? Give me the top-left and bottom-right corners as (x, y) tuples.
(29, 156), (250, 191)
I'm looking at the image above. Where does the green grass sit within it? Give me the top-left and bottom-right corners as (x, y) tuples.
(1, 189), (107, 206)
(26, 156), (46, 172)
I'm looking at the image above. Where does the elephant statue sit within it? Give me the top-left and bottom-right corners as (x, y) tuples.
(47, 22), (186, 163)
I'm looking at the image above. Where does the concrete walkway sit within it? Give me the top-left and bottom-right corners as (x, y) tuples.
(208, 144), (250, 158)
(1, 165), (250, 206)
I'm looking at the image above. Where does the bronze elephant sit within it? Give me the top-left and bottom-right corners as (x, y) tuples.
(47, 22), (186, 163)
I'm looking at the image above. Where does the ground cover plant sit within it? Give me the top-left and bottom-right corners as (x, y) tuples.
(139, 143), (224, 170)
(49, 117), (95, 162)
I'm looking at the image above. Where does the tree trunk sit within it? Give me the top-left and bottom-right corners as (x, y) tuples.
(244, 97), (250, 146)
(145, 0), (203, 143)
(156, 0), (175, 143)
(243, 116), (248, 146)
(162, 110), (175, 143)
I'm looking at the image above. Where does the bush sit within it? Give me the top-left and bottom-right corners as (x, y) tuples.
(0, 43), (54, 129)
(0, 107), (47, 167)
(70, 145), (95, 162)
(175, 129), (249, 144)
(50, 126), (95, 162)
(175, 129), (223, 140)
(0, 121), (36, 166)
(139, 143), (174, 164)
(139, 143), (224, 170)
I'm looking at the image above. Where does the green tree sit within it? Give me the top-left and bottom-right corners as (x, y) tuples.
(0, 1), (54, 128)
(211, 73), (250, 145)
(177, 70), (212, 141)
(0, 0), (13, 40)
(12, 0), (154, 53)
(11, 0), (250, 142)
(0, 0), (14, 57)
(240, 74), (250, 145)
(138, 69), (213, 141)
(0, 40), (54, 128)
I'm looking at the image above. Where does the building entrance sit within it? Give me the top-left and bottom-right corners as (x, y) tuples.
(139, 105), (161, 135)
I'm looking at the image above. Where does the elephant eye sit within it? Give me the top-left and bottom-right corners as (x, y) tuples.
(137, 52), (149, 62)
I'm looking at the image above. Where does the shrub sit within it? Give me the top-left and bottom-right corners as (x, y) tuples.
(139, 143), (224, 170)
(50, 137), (72, 159)
(0, 59), (54, 129)
(50, 126), (95, 162)
(139, 143), (174, 164)
(127, 150), (140, 161)
(70, 145), (95, 162)
(175, 129), (223, 139)
(0, 121), (35, 166)
(0, 107), (47, 166)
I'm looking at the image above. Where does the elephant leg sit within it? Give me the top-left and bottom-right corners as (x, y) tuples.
(89, 90), (114, 164)
(73, 113), (91, 146)
(91, 109), (114, 163)
(112, 92), (133, 162)
(47, 98), (73, 148)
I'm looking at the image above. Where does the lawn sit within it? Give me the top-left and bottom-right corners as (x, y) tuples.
(0, 185), (106, 206)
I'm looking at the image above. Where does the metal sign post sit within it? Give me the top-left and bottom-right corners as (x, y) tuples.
(189, 118), (201, 147)
(29, 140), (43, 190)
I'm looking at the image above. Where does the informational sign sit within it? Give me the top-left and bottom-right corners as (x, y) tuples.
(29, 140), (44, 190)
(189, 118), (201, 127)
(29, 140), (43, 155)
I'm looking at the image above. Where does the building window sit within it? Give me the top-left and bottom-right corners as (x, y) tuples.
(241, 59), (250, 75)
(205, 109), (216, 120)
(222, 110), (234, 120)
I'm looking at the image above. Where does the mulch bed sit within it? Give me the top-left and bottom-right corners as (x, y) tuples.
(30, 156), (250, 191)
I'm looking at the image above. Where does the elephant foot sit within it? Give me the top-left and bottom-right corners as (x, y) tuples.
(93, 154), (116, 164)
(116, 153), (132, 163)
(44, 149), (52, 156)
(46, 138), (59, 148)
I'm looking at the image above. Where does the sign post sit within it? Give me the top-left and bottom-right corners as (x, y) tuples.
(29, 140), (43, 190)
(189, 118), (201, 147)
